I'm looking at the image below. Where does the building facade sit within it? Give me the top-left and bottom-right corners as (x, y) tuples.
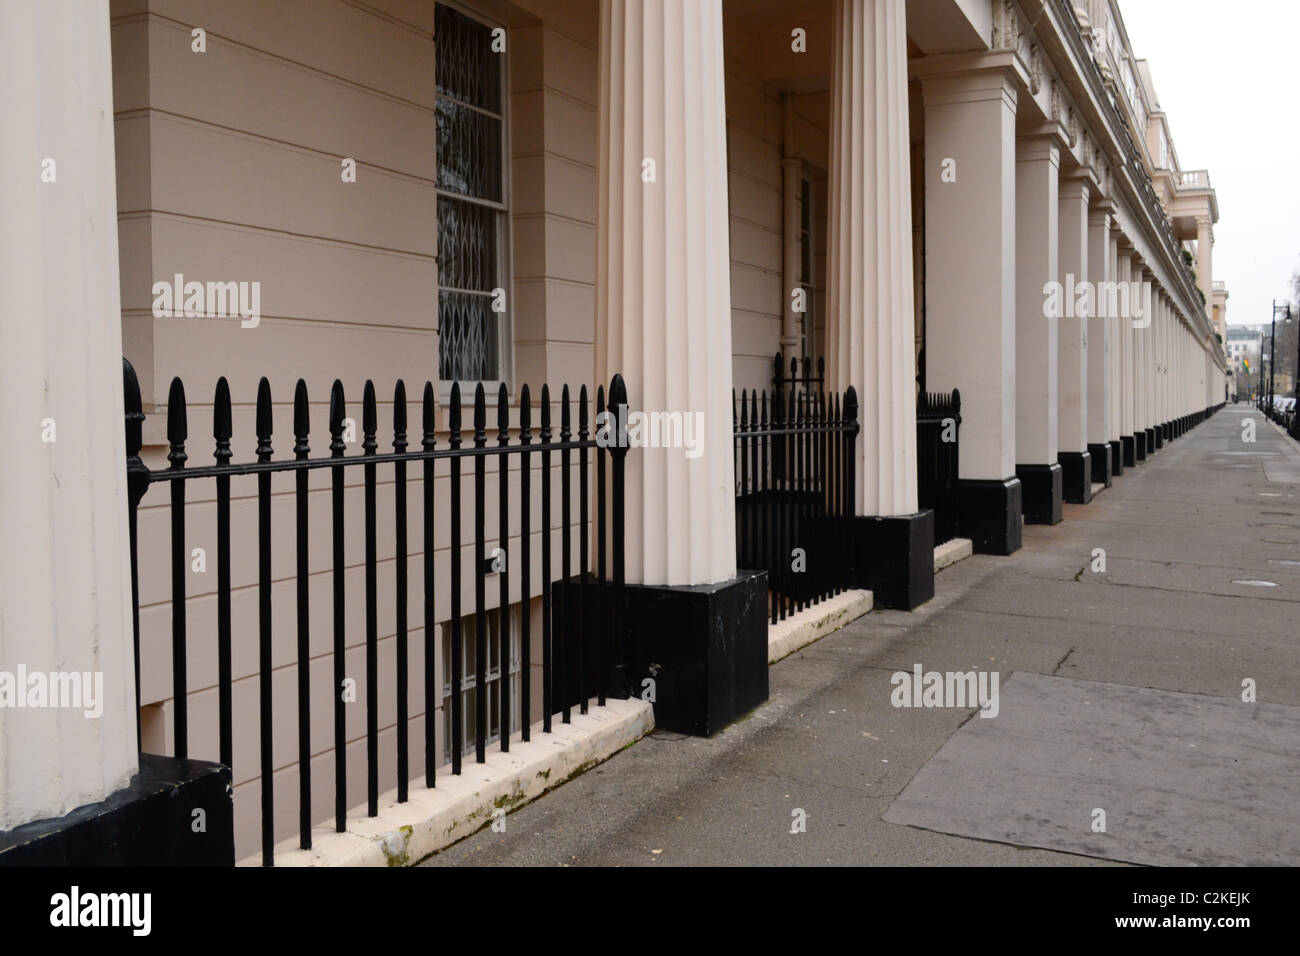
(1, 0), (1229, 863)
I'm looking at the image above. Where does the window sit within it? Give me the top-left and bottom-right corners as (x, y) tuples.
(436, 3), (510, 387)
(442, 607), (520, 761)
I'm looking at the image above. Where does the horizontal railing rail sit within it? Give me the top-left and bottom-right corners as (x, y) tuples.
(122, 358), (631, 866)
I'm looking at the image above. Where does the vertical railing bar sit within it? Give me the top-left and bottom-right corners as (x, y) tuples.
(595, 385), (606, 707)
(609, 375), (629, 699)
(449, 384), (464, 774)
(212, 377), (233, 770)
(473, 384), (487, 763)
(166, 378), (189, 759)
(422, 383), (437, 788)
(519, 386), (533, 734)
(393, 381), (409, 802)
(578, 385), (589, 716)
(497, 384), (511, 751)
(559, 385), (572, 724)
(293, 379), (312, 850)
(540, 386), (552, 733)
(363, 381), (379, 816)
(254, 377), (274, 866)
(329, 381), (347, 831)
(123, 360), (148, 755)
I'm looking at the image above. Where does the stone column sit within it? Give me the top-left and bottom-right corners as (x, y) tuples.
(1085, 207), (1112, 484)
(1057, 178), (1091, 503)
(919, 66), (1021, 554)
(1139, 268), (1156, 455)
(1107, 234), (1123, 474)
(824, 0), (932, 608)
(1117, 248), (1137, 466)
(1132, 261), (1149, 460)
(1014, 137), (1062, 525)
(0, 0), (138, 832)
(594, 0), (765, 733)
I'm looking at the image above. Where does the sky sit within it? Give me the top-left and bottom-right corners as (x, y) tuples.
(1117, 0), (1300, 327)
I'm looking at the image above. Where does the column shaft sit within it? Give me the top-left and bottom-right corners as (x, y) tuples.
(0, 0), (138, 830)
(595, 0), (735, 587)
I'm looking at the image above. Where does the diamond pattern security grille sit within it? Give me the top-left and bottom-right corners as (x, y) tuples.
(439, 290), (497, 382)
(437, 98), (502, 202)
(436, 4), (501, 113)
(438, 195), (496, 292)
(435, 3), (506, 383)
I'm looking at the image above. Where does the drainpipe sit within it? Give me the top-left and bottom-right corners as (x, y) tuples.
(780, 93), (801, 365)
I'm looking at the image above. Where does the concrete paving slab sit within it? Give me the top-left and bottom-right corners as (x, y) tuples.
(883, 672), (1300, 866)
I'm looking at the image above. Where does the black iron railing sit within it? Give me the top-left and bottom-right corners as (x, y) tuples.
(123, 359), (630, 866)
(733, 354), (859, 624)
(916, 389), (961, 547)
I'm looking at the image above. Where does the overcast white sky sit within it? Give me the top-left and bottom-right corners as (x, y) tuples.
(1118, 0), (1300, 327)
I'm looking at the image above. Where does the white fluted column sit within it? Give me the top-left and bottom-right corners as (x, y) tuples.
(1117, 249), (1135, 444)
(1108, 235), (1122, 446)
(0, 0), (138, 830)
(1086, 208), (1111, 450)
(1058, 179), (1089, 457)
(825, 0), (917, 517)
(1015, 137), (1060, 467)
(594, 0), (735, 587)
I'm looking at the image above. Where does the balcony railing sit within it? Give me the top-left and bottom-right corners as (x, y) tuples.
(1177, 169), (1211, 189)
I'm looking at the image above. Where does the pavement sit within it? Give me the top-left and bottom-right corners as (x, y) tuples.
(422, 404), (1300, 867)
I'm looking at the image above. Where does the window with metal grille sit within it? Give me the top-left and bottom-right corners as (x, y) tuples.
(442, 607), (520, 762)
(436, 2), (510, 387)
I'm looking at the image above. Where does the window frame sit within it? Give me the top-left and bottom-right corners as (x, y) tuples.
(434, 0), (515, 404)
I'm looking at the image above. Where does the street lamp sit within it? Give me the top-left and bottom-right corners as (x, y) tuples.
(1269, 300), (1293, 417)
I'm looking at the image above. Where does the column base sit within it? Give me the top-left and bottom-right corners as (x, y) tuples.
(1122, 435), (1136, 467)
(0, 754), (233, 866)
(1148, 426), (1159, 450)
(1134, 431), (1147, 460)
(620, 570), (769, 737)
(1016, 463), (1064, 525)
(1087, 443), (1112, 488)
(1109, 439), (1124, 477)
(836, 512), (935, 611)
(1058, 451), (1093, 503)
(956, 478), (1022, 555)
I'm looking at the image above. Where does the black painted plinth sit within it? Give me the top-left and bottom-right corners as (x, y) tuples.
(1016, 463), (1063, 525)
(1147, 426), (1158, 451)
(836, 511), (935, 611)
(0, 754), (233, 866)
(956, 477), (1022, 555)
(620, 570), (768, 737)
(1109, 439), (1124, 477)
(1135, 431), (1147, 460)
(1057, 451), (1092, 504)
(1122, 434), (1136, 467)
(1087, 443), (1112, 488)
